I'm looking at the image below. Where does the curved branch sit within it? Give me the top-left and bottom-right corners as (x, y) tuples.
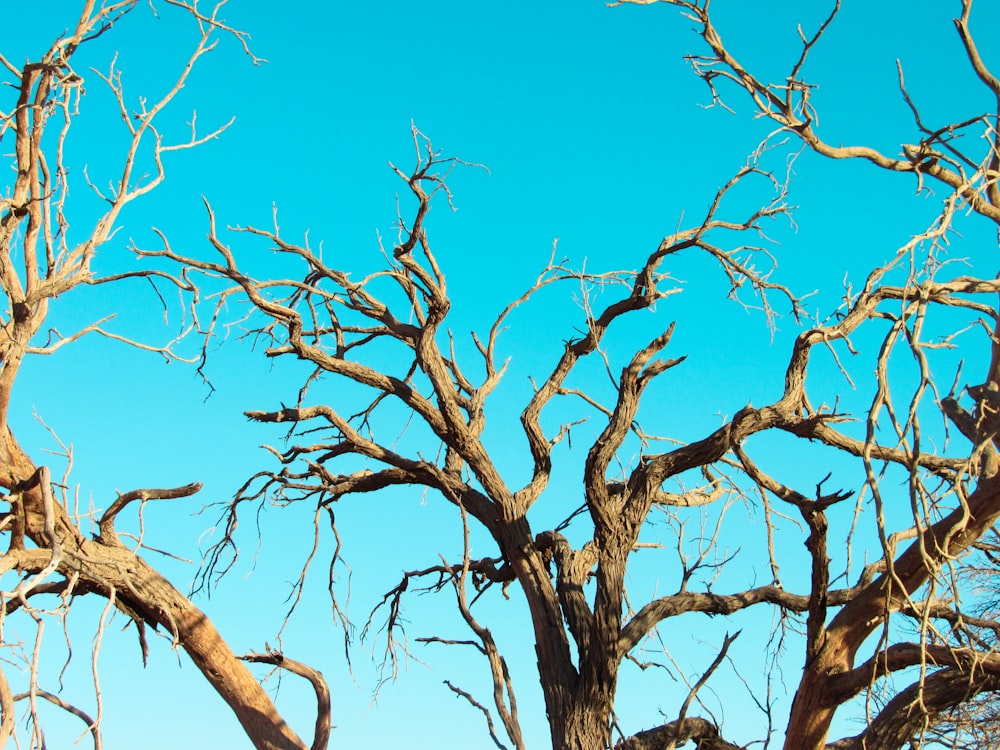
(242, 651), (331, 750)
(954, 0), (1000, 209)
(829, 643), (1000, 704)
(242, 405), (497, 528)
(13, 689), (101, 750)
(828, 667), (1000, 750)
(585, 324), (683, 524)
(620, 583), (860, 654)
(98, 482), (202, 545)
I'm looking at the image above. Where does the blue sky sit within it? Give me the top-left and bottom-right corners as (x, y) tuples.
(4, 1), (1000, 748)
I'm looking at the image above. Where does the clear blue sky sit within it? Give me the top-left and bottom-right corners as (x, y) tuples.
(4, 1), (999, 747)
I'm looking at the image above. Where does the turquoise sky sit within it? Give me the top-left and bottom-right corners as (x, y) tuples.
(4, 1), (1000, 748)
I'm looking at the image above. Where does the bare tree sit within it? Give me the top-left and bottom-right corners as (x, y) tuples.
(159, 0), (999, 747)
(0, 2), (328, 748)
(4, 1), (1000, 750)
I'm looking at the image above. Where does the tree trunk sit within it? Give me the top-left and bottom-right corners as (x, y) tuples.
(555, 702), (616, 750)
(504, 524), (622, 749)
(497, 517), (612, 750)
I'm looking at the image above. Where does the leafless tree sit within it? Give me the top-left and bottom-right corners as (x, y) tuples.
(131, 0), (995, 747)
(168, 1), (999, 747)
(0, 2), (328, 749)
(4, 1), (1000, 750)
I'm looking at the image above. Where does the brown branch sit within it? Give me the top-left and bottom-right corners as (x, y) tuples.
(0, 427), (307, 750)
(828, 667), (1000, 750)
(614, 716), (743, 750)
(12, 689), (101, 750)
(828, 643), (1000, 704)
(899, 599), (1000, 643)
(241, 404), (498, 529)
(242, 651), (331, 750)
(97, 482), (202, 545)
(954, 0), (1000, 209)
(734, 446), (853, 664)
(441, 679), (512, 750)
(620, 583), (860, 654)
(664, 631), (739, 750)
(360, 556), (514, 692)
(585, 323), (684, 526)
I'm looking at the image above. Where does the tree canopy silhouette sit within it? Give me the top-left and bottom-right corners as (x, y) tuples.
(2, 1), (1000, 749)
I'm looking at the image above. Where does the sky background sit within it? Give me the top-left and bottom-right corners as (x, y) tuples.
(3, 0), (1000, 748)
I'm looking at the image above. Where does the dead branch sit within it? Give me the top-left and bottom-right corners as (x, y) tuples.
(98, 482), (202, 546)
(662, 631), (739, 750)
(12, 688), (101, 750)
(242, 650), (332, 750)
(614, 716), (743, 750)
(828, 667), (1000, 750)
(441, 679), (512, 750)
(616, 0), (1000, 223)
